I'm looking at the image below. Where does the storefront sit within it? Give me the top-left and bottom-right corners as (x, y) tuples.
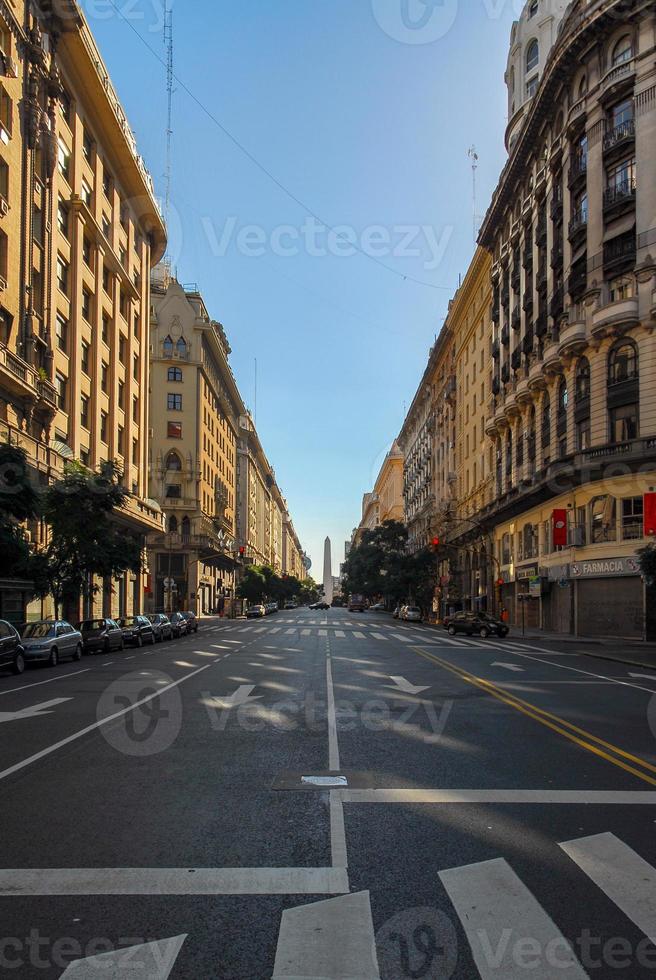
(572, 557), (644, 639)
(515, 564), (541, 629)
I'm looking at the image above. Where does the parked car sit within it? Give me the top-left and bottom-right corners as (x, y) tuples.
(147, 614), (173, 642)
(0, 620), (25, 675)
(117, 615), (155, 647)
(444, 611), (509, 639)
(21, 621), (83, 667)
(310, 601), (330, 610)
(169, 612), (188, 637)
(265, 603), (278, 615)
(284, 601), (298, 610)
(401, 606), (422, 623)
(370, 602), (386, 612)
(78, 618), (124, 654)
(247, 604), (266, 619)
(181, 611), (198, 634)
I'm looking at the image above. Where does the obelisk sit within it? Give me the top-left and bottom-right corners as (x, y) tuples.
(323, 537), (334, 605)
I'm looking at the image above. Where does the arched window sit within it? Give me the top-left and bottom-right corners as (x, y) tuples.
(527, 407), (536, 462)
(165, 451), (182, 471)
(163, 335), (173, 355)
(168, 515), (178, 534)
(181, 515), (191, 540)
(608, 340), (638, 385)
(612, 35), (633, 68)
(505, 429), (513, 478)
(558, 378), (568, 417)
(575, 358), (591, 402)
(526, 40), (539, 74)
(167, 367), (182, 382)
(528, 0), (539, 19)
(542, 393), (551, 448)
(578, 74), (587, 99)
(176, 337), (188, 354)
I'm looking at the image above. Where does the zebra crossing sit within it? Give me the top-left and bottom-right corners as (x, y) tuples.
(271, 831), (656, 978)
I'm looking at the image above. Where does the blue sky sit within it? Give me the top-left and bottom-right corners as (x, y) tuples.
(85, 0), (518, 577)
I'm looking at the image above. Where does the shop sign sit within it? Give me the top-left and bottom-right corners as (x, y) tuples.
(529, 576), (542, 598)
(570, 557), (640, 579)
(517, 564), (539, 580)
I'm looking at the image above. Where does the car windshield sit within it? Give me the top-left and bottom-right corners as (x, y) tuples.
(407, 607), (421, 613)
(119, 618), (138, 627)
(80, 620), (106, 632)
(23, 623), (55, 639)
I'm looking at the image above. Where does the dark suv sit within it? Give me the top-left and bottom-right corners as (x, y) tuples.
(117, 615), (155, 647)
(147, 614), (173, 642)
(444, 611), (509, 639)
(78, 618), (124, 654)
(0, 620), (25, 675)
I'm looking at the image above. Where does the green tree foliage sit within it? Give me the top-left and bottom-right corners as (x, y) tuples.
(237, 566), (268, 604)
(341, 520), (436, 609)
(42, 460), (142, 617)
(0, 444), (43, 586)
(237, 567), (319, 606)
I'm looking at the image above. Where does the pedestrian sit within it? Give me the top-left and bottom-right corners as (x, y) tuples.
(501, 606), (509, 623)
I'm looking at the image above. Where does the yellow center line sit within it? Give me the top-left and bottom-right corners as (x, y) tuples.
(412, 647), (656, 788)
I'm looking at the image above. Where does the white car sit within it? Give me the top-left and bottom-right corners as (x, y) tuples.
(402, 606), (422, 622)
(246, 604), (266, 619)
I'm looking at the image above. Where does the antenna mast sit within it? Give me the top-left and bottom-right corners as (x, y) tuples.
(468, 145), (479, 244)
(164, 1), (174, 226)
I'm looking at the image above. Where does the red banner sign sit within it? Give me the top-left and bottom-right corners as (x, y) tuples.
(553, 509), (568, 548)
(645, 493), (656, 536)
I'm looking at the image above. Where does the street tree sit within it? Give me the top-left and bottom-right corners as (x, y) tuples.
(0, 444), (45, 590)
(237, 566), (268, 604)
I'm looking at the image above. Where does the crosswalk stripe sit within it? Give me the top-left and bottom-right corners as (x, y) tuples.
(269, 628), (281, 634)
(353, 632), (366, 639)
(301, 629), (311, 636)
(391, 633), (414, 643)
(560, 832), (656, 942)
(318, 629), (327, 636)
(440, 858), (588, 978)
(254, 627), (266, 633)
(371, 633), (387, 640)
(285, 628), (295, 635)
(334, 630), (345, 638)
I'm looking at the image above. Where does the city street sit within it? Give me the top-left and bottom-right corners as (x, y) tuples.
(2, 608), (656, 978)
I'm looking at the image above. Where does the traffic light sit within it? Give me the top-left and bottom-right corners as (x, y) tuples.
(431, 537), (440, 551)
(239, 546), (245, 557)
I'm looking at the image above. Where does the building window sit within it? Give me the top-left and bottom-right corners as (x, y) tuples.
(167, 367), (182, 382)
(56, 314), (68, 353)
(82, 130), (94, 162)
(101, 361), (109, 393)
(167, 393), (182, 411)
(118, 335), (126, 364)
(526, 75), (538, 98)
(133, 354), (139, 380)
(610, 98), (633, 130)
(57, 200), (69, 238)
(56, 257), (69, 295)
(133, 313), (140, 338)
(611, 35), (633, 68)
(0, 156), (8, 204)
(176, 337), (188, 355)
(59, 89), (72, 126)
(166, 451), (182, 471)
(576, 419), (590, 451)
(610, 403), (639, 442)
(609, 340), (638, 385)
(103, 266), (112, 295)
(102, 166), (112, 199)
(117, 425), (124, 457)
(541, 393), (551, 448)
(132, 439), (138, 466)
(57, 139), (70, 181)
(608, 275), (634, 303)
(82, 288), (93, 323)
(118, 380), (125, 409)
(80, 395), (90, 429)
(575, 357), (590, 402)
(163, 335), (173, 355)
(102, 313), (111, 345)
(606, 157), (635, 198)
(166, 484), (182, 499)
(181, 516), (191, 540)
(56, 372), (67, 410)
(526, 39), (539, 73)
(100, 411), (108, 444)
(82, 179), (92, 206)
(501, 532), (513, 566)
(620, 497), (643, 541)
(168, 421), (183, 439)
(0, 85), (10, 138)
(81, 341), (90, 375)
(82, 237), (92, 267)
(132, 396), (139, 422)
(523, 523), (538, 559)
(528, 0), (538, 18)
(168, 515), (178, 535)
(591, 495), (616, 543)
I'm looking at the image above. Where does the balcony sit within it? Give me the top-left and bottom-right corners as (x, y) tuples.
(523, 289), (534, 313)
(550, 242), (563, 267)
(522, 247), (533, 270)
(591, 296), (639, 340)
(501, 325), (510, 347)
(445, 375), (457, 403)
(534, 218), (547, 247)
(542, 339), (562, 375)
(504, 391), (520, 420)
(522, 331), (534, 355)
(0, 345), (57, 413)
(492, 339), (500, 360)
(511, 266), (521, 292)
(568, 267), (588, 300)
(603, 118), (635, 154)
(511, 308), (521, 332)
(603, 232), (636, 274)
(528, 356), (546, 392)
(511, 346), (522, 371)
(558, 317), (587, 357)
(568, 208), (588, 243)
(516, 376), (532, 406)
(550, 196), (563, 223)
(536, 262), (547, 293)
(568, 155), (587, 187)
(603, 177), (636, 217)
(535, 312), (548, 338)
(601, 58), (635, 92)
(121, 494), (166, 535)
(0, 419), (65, 479)
(501, 363), (510, 384)
(549, 287), (564, 320)
(568, 96), (586, 124)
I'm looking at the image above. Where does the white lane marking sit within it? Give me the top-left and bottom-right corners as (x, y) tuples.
(102, 662), (114, 666)
(0, 660), (218, 784)
(0, 669), (90, 697)
(560, 832), (656, 942)
(501, 648), (656, 695)
(492, 662), (525, 672)
(125, 656), (135, 661)
(0, 867), (349, 896)
(0, 697), (73, 724)
(326, 656), (340, 771)
(370, 633), (387, 640)
(273, 892), (379, 979)
(353, 631), (366, 639)
(386, 676), (430, 696)
(340, 789), (656, 805)
(334, 630), (346, 638)
(628, 673), (656, 681)
(330, 790), (347, 869)
(440, 858), (588, 979)
(61, 935), (187, 978)
(206, 685), (261, 709)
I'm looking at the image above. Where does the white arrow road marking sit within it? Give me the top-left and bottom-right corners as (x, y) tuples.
(492, 662), (525, 672)
(207, 685), (261, 709)
(60, 934), (187, 977)
(385, 676), (430, 695)
(0, 698), (72, 724)
(273, 891), (380, 979)
(628, 673), (656, 680)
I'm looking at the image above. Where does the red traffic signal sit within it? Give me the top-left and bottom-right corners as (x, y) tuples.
(431, 537), (440, 550)
(239, 546), (245, 556)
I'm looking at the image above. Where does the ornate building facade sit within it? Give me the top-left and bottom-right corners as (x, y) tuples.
(0, 0), (166, 622)
(480, 0), (656, 636)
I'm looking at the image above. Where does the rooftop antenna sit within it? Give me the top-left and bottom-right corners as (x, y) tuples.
(164, 1), (174, 227)
(468, 145), (479, 244)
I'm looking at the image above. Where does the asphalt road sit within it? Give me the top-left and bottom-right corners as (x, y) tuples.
(2, 609), (656, 978)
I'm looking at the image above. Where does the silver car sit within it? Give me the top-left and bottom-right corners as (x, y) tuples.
(401, 606), (423, 622)
(21, 621), (83, 667)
